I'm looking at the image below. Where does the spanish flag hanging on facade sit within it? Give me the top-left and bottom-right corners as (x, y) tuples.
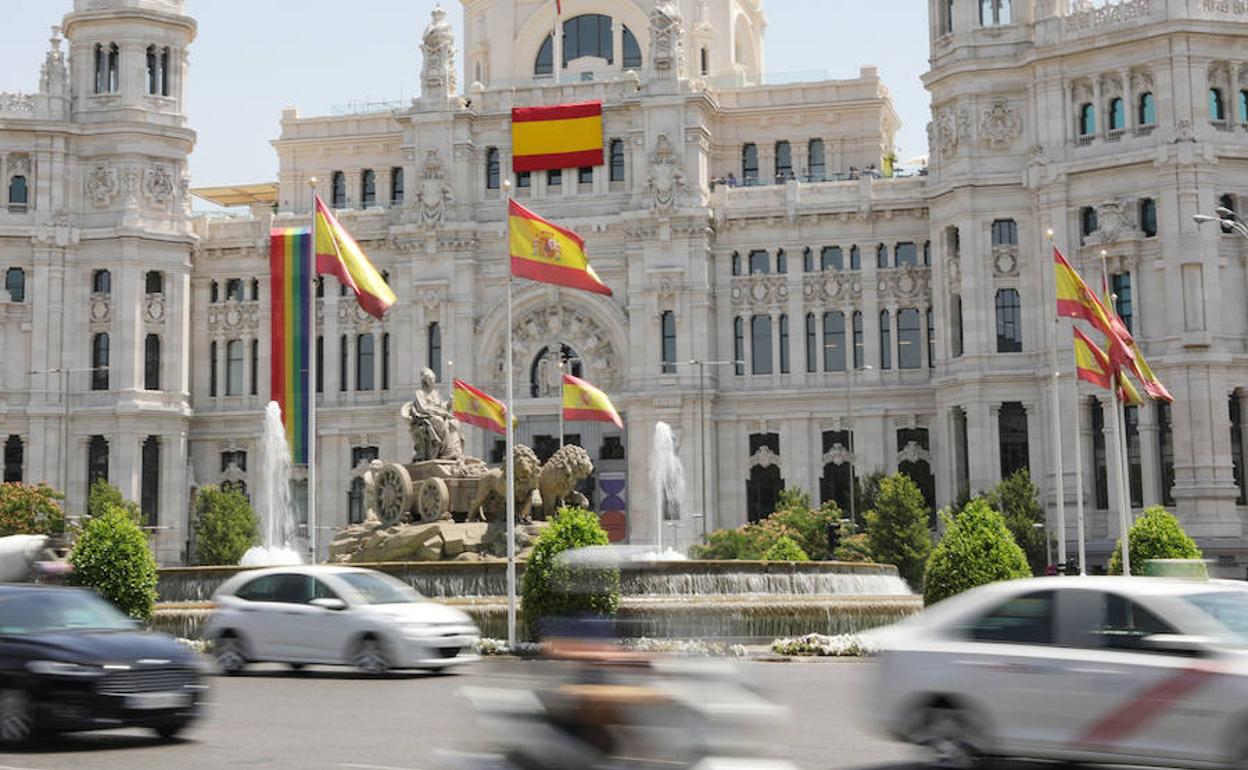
(508, 199), (612, 295)
(314, 195), (396, 319)
(562, 374), (624, 429)
(511, 101), (604, 173)
(269, 227), (312, 465)
(452, 379), (513, 435)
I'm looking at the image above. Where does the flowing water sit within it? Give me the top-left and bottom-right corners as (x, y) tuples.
(239, 402), (303, 567)
(650, 422), (688, 553)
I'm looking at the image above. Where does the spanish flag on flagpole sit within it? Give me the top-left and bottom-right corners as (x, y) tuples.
(562, 374), (624, 429)
(452, 379), (514, 436)
(314, 195), (397, 319)
(509, 199), (612, 295)
(1074, 327), (1143, 405)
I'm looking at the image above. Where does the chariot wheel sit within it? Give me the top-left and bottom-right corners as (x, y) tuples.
(416, 477), (451, 521)
(374, 463), (415, 526)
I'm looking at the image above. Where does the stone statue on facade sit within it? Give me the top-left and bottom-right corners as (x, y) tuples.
(402, 367), (465, 462)
(421, 6), (457, 97)
(649, 0), (687, 77)
(415, 149), (453, 227)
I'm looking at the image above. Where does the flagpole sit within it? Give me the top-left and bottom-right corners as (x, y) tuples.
(1074, 375), (1087, 575)
(308, 179), (319, 563)
(1100, 249), (1131, 575)
(552, 1), (560, 85)
(1045, 231), (1066, 571)
(503, 181), (517, 647)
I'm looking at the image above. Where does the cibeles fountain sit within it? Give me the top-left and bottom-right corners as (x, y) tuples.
(649, 422), (690, 559)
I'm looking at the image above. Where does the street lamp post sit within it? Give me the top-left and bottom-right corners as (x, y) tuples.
(685, 359), (742, 543)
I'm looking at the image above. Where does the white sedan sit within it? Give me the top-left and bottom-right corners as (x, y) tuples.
(203, 566), (479, 675)
(871, 576), (1248, 769)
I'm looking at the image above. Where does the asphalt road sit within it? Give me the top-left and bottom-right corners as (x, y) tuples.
(3, 658), (927, 770)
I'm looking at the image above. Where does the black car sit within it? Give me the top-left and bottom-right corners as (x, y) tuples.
(0, 584), (206, 745)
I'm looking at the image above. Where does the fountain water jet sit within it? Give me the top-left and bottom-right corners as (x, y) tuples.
(650, 422), (688, 557)
(239, 402), (303, 566)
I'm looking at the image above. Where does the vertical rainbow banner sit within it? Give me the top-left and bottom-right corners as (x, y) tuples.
(269, 227), (312, 465)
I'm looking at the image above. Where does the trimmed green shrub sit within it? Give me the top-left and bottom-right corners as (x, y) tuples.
(865, 473), (932, 588)
(0, 482), (66, 537)
(1108, 506), (1203, 576)
(763, 535), (809, 562)
(521, 507), (619, 638)
(87, 478), (141, 523)
(923, 498), (1031, 606)
(985, 470), (1047, 575)
(833, 529), (873, 563)
(192, 485), (259, 566)
(768, 490), (841, 560)
(69, 504), (157, 620)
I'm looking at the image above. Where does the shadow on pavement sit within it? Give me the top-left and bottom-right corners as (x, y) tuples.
(10, 733), (190, 753)
(225, 666), (430, 681)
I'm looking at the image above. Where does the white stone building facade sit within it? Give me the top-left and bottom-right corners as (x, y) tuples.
(3, 0), (1248, 570)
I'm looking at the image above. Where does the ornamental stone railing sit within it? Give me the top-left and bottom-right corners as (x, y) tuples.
(0, 93), (35, 117)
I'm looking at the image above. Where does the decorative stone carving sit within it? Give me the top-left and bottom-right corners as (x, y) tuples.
(730, 275), (788, 311)
(0, 93), (34, 114)
(207, 300), (260, 332)
(89, 294), (111, 324)
(822, 444), (855, 467)
(933, 105), (970, 157)
(401, 368), (466, 463)
(1092, 198), (1138, 243)
(414, 149), (453, 227)
(897, 441), (932, 465)
(877, 266), (932, 302)
(421, 6), (457, 97)
(85, 166), (118, 206)
(144, 293), (167, 325)
(40, 27), (68, 96)
(1065, 0), (1152, 32)
(749, 445), (781, 470)
(493, 302), (622, 394)
(645, 134), (687, 211)
(144, 165), (174, 205)
(946, 257), (962, 290)
(8, 155), (30, 176)
(992, 247), (1019, 277)
(337, 299), (378, 330)
(649, 0), (687, 77)
(979, 102), (1022, 146)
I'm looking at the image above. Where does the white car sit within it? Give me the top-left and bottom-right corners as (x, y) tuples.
(203, 566), (479, 675)
(871, 576), (1248, 769)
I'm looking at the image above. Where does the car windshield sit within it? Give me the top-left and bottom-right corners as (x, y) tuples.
(0, 590), (135, 634)
(338, 572), (423, 605)
(1183, 591), (1248, 642)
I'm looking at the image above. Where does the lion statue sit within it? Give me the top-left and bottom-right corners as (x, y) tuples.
(537, 444), (594, 519)
(469, 444), (541, 522)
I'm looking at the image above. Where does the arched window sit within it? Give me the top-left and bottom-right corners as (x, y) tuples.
(998, 402), (1029, 478)
(699, 46), (709, 76)
(1108, 97), (1125, 131)
(609, 139), (625, 182)
(87, 435), (109, 488)
(849, 245), (861, 270)
(774, 141), (792, 181)
(733, 317), (745, 376)
(381, 332), (391, 391)
(331, 171), (346, 208)
(339, 334), (349, 391)
(535, 35), (554, 76)
(145, 271), (163, 294)
(1221, 194), (1238, 234)
(980, 0), (1011, 25)
(209, 340), (218, 397)
(742, 144), (759, 183)
(210, 280), (219, 303)
(802, 248), (814, 273)
(226, 340), (244, 395)
(144, 334), (161, 391)
(93, 269), (111, 294)
(8, 176), (27, 212)
(4, 267), (24, 303)
(1241, 90), (1248, 123)
(1138, 92), (1156, 126)
(250, 339), (259, 395)
(563, 14), (613, 64)
(805, 313), (817, 373)
(991, 219), (1018, 246)
(776, 249), (787, 274)
(391, 166), (404, 204)
(852, 311), (864, 369)
(660, 311), (676, 374)
(879, 311), (892, 370)
(529, 344), (581, 397)
(1211, 88), (1226, 121)
(146, 45), (170, 96)
(923, 241), (931, 266)
(486, 147), (500, 190)
(361, 169), (376, 207)
(94, 43), (119, 94)
(1139, 197), (1157, 238)
(809, 139), (826, 181)
(141, 436), (160, 527)
(1079, 103), (1096, 136)
(249, 278), (260, 301)
(748, 249), (770, 275)
(751, 315), (773, 375)
(92, 333), (110, 390)
(897, 308), (921, 369)
(779, 314), (790, 374)
(821, 246), (842, 271)
(877, 243), (889, 269)
(995, 289), (1023, 353)
(356, 333), (375, 391)
(3, 435), (22, 483)
(822, 311), (845, 372)
(731, 251), (741, 276)
(622, 26), (642, 69)
(427, 322), (441, 382)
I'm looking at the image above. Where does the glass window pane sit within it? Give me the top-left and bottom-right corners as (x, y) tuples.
(751, 315), (773, 375)
(897, 308), (922, 369)
(823, 312), (845, 372)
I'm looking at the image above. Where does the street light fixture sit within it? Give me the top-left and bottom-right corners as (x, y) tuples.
(1194, 211), (1248, 239)
(684, 358), (743, 543)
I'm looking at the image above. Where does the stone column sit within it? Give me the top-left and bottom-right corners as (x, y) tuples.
(1138, 400), (1161, 507)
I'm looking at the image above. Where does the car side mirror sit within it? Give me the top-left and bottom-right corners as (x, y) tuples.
(1141, 633), (1214, 657)
(310, 597), (347, 611)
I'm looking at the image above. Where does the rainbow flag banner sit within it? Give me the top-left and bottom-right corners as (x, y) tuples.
(562, 374), (624, 429)
(452, 379), (513, 435)
(511, 100), (603, 173)
(269, 227), (312, 464)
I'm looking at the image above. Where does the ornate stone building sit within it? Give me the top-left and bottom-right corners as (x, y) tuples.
(4, 0), (1248, 569)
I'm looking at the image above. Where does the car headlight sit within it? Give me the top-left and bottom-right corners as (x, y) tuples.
(26, 660), (106, 678)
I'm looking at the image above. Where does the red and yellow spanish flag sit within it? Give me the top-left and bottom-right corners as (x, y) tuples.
(269, 227), (312, 464)
(1127, 339), (1173, 403)
(1056, 247), (1136, 365)
(1097, 273), (1173, 404)
(509, 199), (612, 295)
(452, 379), (513, 436)
(314, 195), (397, 319)
(562, 374), (624, 429)
(1073, 326), (1113, 390)
(512, 101), (603, 173)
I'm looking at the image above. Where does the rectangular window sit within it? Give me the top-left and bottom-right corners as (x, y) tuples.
(226, 340), (244, 396)
(361, 169), (376, 207)
(547, 169), (562, 187)
(87, 436), (109, 489)
(779, 314), (790, 374)
(850, 245), (861, 270)
(774, 141), (792, 181)
(1139, 198), (1157, 237)
(250, 340), (258, 395)
(140, 436), (159, 528)
(609, 140), (625, 182)
(748, 250), (770, 275)
(996, 288), (1023, 353)
(998, 402), (1029, 479)
(578, 166), (594, 185)
(879, 311), (892, 370)
(428, 322), (442, 382)
(356, 334), (375, 391)
(517, 171), (531, 188)
(734, 317), (745, 376)
(1158, 402), (1174, 506)
(897, 308), (922, 369)
(927, 308), (935, 369)
(339, 334), (349, 392)
(991, 219), (1018, 247)
(941, 0), (955, 33)
(348, 446), (380, 524)
(808, 139), (825, 181)
(209, 340), (218, 397)
(751, 315), (773, 375)
(381, 333), (390, 391)
(820, 246), (842, 271)
(951, 294), (964, 358)
(894, 242), (917, 267)
(660, 311), (677, 374)
(4, 268), (25, 303)
(92, 333), (110, 391)
(805, 314), (817, 373)
(1124, 404), (1143, 508)
(953, 407), (969, 499)
(144, 334), (161, 391)
(1092, 399), (1108, 509)
(1112, 273), (1132, 334)
(391, 167), (404, 204)
(853, 311), (864, 369)
(486, 148), (500, 190)
(823, 312), (846, 372)
(3, 436), (23, 483)
(1232, 396), (1246, 505)
(742, 143), (758, 182)
(316, 336), (324, 393)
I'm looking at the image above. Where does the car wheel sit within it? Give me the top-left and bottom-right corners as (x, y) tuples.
(214, 635), (249, 675)
(0, 687), (35, 746)
(288, 663), (306, 671)
(353, 639), (390, 675)
(153, 720), (189, 740)
(911, 704), (982, 770)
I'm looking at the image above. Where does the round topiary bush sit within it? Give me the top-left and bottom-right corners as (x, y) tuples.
(865, 473), (932, 588)
(70, 504), (158, 620)
(192, 485), (259, 566)
(1108, 505), (1203, 576)
(520, 507), (619, 639)
(923, 498), (1031, 606)
(763, 535), (809, 562)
